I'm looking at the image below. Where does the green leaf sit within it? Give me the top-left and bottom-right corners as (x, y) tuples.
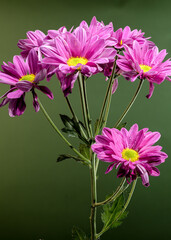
(101, 194), (128, 229)
(79, 144), (90, 159)
(57, 154), (80, 163)
(116, 122), (127, 130)
(60, 114), (74, 129)
(60, 114), (89, 144)
(60, 114), (81, 135)
(72, 226), (88, 240)
(57, 154), (90, 167)
(61, 128), (78, 137)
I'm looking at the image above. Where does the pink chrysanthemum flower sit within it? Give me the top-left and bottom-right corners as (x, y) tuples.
(76, 16), (115, 46)
(0, 50), (53, 117)
(18, 30), (47, 59)
(41, 27), (116, 96)
(91, 124), (167, 187)
(117, 41), (171, 98)
(111, 26), (154, 49)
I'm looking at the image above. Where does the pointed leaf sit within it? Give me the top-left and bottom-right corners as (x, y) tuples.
(57, 154), (90, 167)
(57, 154), (82, 163)
(79, 144), (90, 159)
(101, 194), (128, 229)
(60, 114), (88, 144)
(72, 226), (88, 240)
(61, 128), (78, 137)
(60, 114), (75, 130)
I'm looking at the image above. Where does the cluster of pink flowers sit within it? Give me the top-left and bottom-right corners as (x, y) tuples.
(0, 16), (170, 116)
(0, 17), (169, 187)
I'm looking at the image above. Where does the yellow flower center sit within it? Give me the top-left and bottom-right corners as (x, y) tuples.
(120, 40), (123, 45)
(67, 57), (88, 67)
(139, 64), (152, 73)
(122, 148), (139, 162)
(19, 74), (35, 83)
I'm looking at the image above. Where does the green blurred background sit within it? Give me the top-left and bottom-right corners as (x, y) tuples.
(0, 0), (171, 239)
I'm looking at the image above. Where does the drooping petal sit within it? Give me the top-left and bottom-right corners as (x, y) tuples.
(0, 98), (10, 107)
(112, 79), (118, 94)
(16, 81), (33, 92)
(35, 85), (54, 99)
(7, 89), (24, 99)
(57, 71), (79, 97)
(146, 82), (154, 99)
(136, 164), (150, 187)
(32, 89), (40, 112)
(105, 163), (115, 174)
(8, 94), (26, 117)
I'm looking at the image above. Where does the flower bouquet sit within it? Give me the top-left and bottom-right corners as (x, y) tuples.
(0, 17), (170, 239)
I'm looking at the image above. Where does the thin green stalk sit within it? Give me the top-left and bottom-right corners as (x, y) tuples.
(38, 98), (91, 166)
(102, 83), (113, 127)
(94, 179), (127, 207)
(95, 54), (118, 136)
(95, 56), (118, 173)
(96, 179), (137, 239)
(115, 179), (137, 221)
(101, 78), (118, 129)
(78, 73), (91, 139)
(82, 76), (93, 137)
(90, 153), (97, 240)
(95, 83), (113, 172)
(65, 96), (77, 121)
(114, 79), (144, 128)
(65, 96), (87, 139)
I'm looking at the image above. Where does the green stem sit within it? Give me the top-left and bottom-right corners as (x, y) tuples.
(94, 179), (127, 207)
(95, 54), (118, 136)
(115, 178), (137, 220)
(38, 98), (91, 166)
(95, 56), (118, 173)
(95, 86), (113, 172)
(82, 76), (93, 137)
(78, 73), (91, 139)
(114, 79), (144, 128)
(90, 153), (97, 240)
(96, 179), (137, 239)
(95, 84), (113, 172)
(102, 83), (113, 127)
(65, 96), (87, 139)
(65, 96), (77, 121)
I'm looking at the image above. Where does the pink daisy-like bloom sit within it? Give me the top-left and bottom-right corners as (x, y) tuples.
(76, 16), (115, 46)
(111, 26), (154, 49)
(91, 124), (167, 187)
(41, 26), (117, 96)
(0, 49), (53, 117)
(18, 30), (47, 59)
(117, 41), (171, 98)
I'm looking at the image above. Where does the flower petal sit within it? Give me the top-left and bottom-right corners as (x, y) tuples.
(36, 85), (54, 99)
(7, 89), (24, 99)
(16, 81), (33, 92)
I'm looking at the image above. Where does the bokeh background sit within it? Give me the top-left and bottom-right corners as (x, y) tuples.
(0, 0), (171, 239)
